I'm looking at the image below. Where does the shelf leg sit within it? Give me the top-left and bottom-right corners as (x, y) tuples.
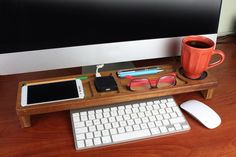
(19, 115), (31, 128)
(201, 88), (215, 99)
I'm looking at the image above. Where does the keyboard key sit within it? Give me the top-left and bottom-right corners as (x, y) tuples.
(86, 132), (93, 139)
(97, 124), (104, 131)
(73, 116), (80, 122)
(166, 102), (176, 107)
(127, 119), (135, 126)
(104, 123), (112, 130)
(126, 104), (132, 109)
(147, 101), (154, 105)
(162, 119), (170, 126)
(142, 117), (149, 123)
(132, 103), (139, 108)
(116, 116), (123, 121)
(96, 113), (103, 119)
(167, 126), (175, 132)
(103, 108), (110, 112)
(77, 140), (85, 148)
(155, 121), (162, 127)
(152, 110), (159, 115)
(89, 125), (96, 132)
(174, 124), (182, 130)
(134, 118), (142, 124)
(138, 112), (145, 118)
(112, 129), (151, 142)
(159, 109), (166, 114)
(81, 115), (88, 121)
(88, 110), (95, 115)
(145, 111), (152, 117)
(161, 99), (167, 103)
(182, 123), (190, 129)
(104, 112), (110, 118)
(96, 109), (102, 113)
(160, 103), (167, 108)
(101, 118), (108, 124)
(139, 106), (146, 112)
(156, 115), (163, 121)
(140, 123), (148, 129)
(163, 114), (170, 119)
(112, 122), (119, 128)
(166, 108), (173, 113)
(85, 139), (93, 147)
(146, 105), (153, 111)
(102, 130), (110, 136)
(147, 122), (155, 128)
(123, 114), (131, 120)
(132, 108), (139, 113)
(159, 126), (168, 133)
(102, 136), (112, 144)
(80, 111), (87, 116)
(76, 127), (88, 134)
(110, 128), (118, 135)
(76, 134), (85, 140)
(93, 119), (100, 125)
(149, 116), (156, 122)
(170, 112), (178, 118)
(153, 104), (160, 109)
(125, 108), (132, 114)
(88, 114), (96, 120)
(131, 113), (138, 119)
(154, 99), (160, 103)
(86, 120), (93, 126)
(150, 128), (160, 135)
(109, 117), (116, 123)
(94, 138), (102, 145)
(94, 131), (101, 137)
(169, 117), (185, 124)
(118, 127), (125, 133)
(111, 111), (118, 117)
(76, 121), (85, 128)
(111, 107), (117, 111)
(125, 126), (133, 132)
(120, 121), (127, 127)
(133, 124), (141, 131)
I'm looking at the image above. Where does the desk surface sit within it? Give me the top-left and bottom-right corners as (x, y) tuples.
(1, 36), (236, 157)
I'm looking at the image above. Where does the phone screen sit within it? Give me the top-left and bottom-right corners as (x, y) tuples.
(27, 80), (79, 104)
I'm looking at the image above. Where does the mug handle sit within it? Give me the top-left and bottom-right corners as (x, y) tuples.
(207, 50), (225, 69)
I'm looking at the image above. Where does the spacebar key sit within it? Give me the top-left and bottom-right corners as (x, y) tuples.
(112, 129), (151, 142)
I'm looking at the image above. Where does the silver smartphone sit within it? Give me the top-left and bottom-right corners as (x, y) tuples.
(21, 79), (84, 107)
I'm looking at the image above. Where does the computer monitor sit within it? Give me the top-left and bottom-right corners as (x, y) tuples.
(0, 0), (222, 75)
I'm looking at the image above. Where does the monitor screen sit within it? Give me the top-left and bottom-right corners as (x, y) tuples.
(0, 0), (222, 75)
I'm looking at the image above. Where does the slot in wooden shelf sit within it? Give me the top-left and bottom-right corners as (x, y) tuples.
(16, 65), (218, 128)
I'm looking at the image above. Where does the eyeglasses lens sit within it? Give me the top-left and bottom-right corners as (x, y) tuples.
(157, 76), (176, 88)
(129, 79), (151, 91)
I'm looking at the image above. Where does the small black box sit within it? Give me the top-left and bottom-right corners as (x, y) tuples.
(94, 76), (118, 92)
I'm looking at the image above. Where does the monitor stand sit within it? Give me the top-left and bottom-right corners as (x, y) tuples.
(82, 61), (135, 74)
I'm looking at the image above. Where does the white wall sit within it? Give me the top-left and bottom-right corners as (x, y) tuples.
(218, 0), (236, 35)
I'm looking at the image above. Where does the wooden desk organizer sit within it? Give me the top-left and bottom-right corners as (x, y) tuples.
(16, 65), (218, 128)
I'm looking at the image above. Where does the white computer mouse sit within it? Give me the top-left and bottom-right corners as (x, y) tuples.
(180, 100), (221, 129)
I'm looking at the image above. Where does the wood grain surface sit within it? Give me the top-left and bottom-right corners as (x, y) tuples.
(1, 36), (236, 157)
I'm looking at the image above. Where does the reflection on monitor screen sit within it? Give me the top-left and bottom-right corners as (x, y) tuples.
(0, 0), (222, 75)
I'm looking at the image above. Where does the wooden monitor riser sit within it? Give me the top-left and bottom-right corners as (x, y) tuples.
(16, 65), (217, 128)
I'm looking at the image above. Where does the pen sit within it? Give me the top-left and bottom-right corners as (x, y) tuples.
(76, 76), (88, 80)
(118, 67), (161, 74)
(118, 68), (164, 78)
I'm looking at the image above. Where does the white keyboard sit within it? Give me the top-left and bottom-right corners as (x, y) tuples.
(70, 96), (190, 150)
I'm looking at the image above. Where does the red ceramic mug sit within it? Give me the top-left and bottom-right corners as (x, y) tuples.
(181, 36), (225, 79)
